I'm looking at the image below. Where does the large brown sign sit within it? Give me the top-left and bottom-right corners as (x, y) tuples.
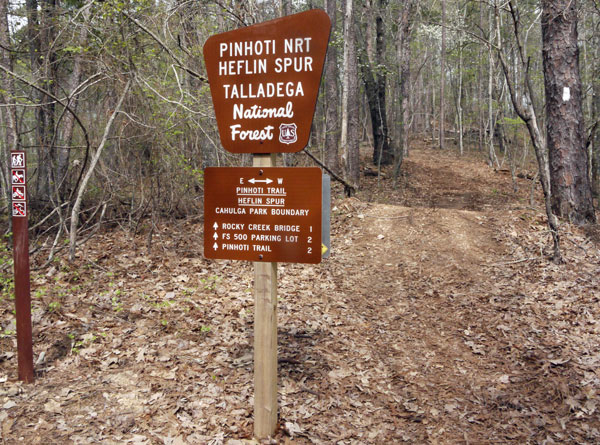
(203, 10), (331, 153)
(204, 167), (322, 263)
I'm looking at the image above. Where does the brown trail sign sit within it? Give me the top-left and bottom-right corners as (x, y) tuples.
(204, 167), (322, 264)
(203, 9), (331, 154)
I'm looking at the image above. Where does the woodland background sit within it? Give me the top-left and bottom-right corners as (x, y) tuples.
(0, 0), (598, 258)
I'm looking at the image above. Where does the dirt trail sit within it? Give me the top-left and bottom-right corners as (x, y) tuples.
(306, 150), (600, 444)
(0, 149), (599, 444)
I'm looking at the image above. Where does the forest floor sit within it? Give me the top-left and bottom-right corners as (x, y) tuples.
(1, 144), (600, 444)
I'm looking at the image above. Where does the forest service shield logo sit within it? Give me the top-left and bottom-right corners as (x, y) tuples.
(279, 123), (298, 144)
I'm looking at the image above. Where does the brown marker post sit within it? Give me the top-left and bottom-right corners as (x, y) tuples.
(10, 151), (34, 383)
(252, 153), (278, 438)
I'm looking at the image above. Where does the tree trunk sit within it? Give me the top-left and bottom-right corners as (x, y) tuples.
(542, 0), (596, 224)
(457, 53), (464, 155)
(477, 2), (484, 152)
(27, 0), (58, 206)
(280, 0), (296, 167)
(439, 0), (446, 150)
(341, 0), (360, 190)
(457, 14), (464, 156)
(280, 0), (291, 16)
(374, 0), (391, 166)
(393, 0), (416, 178)
(324, 0), (340, 175)
(592, 30), (600, 198)
(56, 10), (89, 200)
(487, 2), (497, 167)
(359, 0), (391, 166)
(340, 0), (349, 163)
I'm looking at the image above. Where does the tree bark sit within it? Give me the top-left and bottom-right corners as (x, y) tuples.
(487, 2), (497, 167)
(393, 0), (416, 178)
(592, 29), (600, 198)
(439, 0), (446, 150)
(341, 0), (359, 191)
(374, 0), (390, 166)
(324, 0), (340, 175)
(542, 0), (596, 224)
(457, 40), (464, 156)
(280, 0), (291, 16)
(477, 2), (484, 152)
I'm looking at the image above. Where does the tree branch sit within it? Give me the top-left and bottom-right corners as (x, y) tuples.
(303, 149), (356, 197)
(69, 79), (132, 261)
(0, 62), (91, 159)
(117, 6), (207, 83)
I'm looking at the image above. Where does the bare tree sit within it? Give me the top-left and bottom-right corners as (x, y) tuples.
(69, 79), (131, 261)
(495, 1), (562, 262)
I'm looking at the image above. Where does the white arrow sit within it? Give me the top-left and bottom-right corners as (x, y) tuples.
(213, 242), (218, 250)
(248, 178), (272, 184)
(213, 222), (218, 230)
(213, 232), (218, 240)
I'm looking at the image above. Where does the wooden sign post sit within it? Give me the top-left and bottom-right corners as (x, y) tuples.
(203, 10), (331, 438)
(252, 154), (278, 437)
(10, 151), (34, 383)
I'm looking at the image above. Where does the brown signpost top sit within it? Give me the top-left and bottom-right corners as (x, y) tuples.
(204, 167), (322, 264)
(203, 10), (331, 153)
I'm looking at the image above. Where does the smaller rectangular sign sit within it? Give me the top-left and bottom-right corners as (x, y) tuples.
(12, 169), (25, 184)
(12, 202), (26, 217)
(12, 186), (26, 201)
(11, 152), (25, 168)
(204, 167), (322, 263)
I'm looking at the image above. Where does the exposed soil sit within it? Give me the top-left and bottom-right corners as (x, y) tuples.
(0, 147), (599, 444)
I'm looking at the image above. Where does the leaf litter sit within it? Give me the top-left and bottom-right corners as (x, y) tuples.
(0, 148), (599, 443)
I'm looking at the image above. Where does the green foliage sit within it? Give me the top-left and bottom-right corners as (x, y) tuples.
(199, 275), (221, 290)
(71, 332), (100, 355)
(48, 301), (61, 312)
(111, 296), (124, 312)
(503, 116), (525, 126)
